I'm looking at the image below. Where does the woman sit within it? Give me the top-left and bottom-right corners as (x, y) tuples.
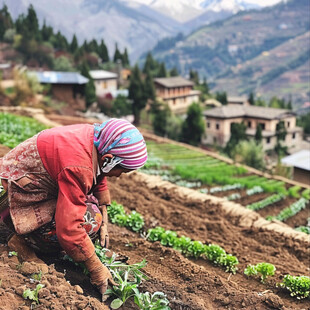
(0, 118), (147, 296)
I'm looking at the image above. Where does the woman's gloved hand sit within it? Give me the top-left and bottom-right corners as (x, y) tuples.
(84, 252), (117, 296)
(99, 204), (110, 248)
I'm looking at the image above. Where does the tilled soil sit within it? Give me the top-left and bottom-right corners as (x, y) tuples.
(0, 169), (309, 309)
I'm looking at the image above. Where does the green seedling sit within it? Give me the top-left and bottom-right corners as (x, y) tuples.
(160, 230), (178, 247)
(278, 275), (310, 299)
(126, 211), (145, 232)
(134, 290), (171, 310)
(185, 241), (207, 258)
(244, 263), (276, 283)
(22, 284), (44, 304)
(173, 235), (191, 254)
(30, 271), (42, 282)
(8, 251), (18, 257)
(147, 227), (165, 242)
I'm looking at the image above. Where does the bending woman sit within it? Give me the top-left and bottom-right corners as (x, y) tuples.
(0, 118), (147, 296)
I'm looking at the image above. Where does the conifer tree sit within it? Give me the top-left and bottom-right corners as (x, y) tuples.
(70, 34), (78, 53)
(122, 48), (130, 67)
(189, 69), (199, 85)
(248, 92), (255, 105)
(144, 68), (156, 101)
(157, 63), (167, 77)
(128, 65), (145, 125)
(41, 20), (53, 41)
(98, 39), (109, 62)
(26, 5), (40, 40)
(80, 62), (96, 108)
(143, 52), (155, 74)
(0, 5), (13, 40)
(113, 43), (122, 63)
(216, 91), (227, 105)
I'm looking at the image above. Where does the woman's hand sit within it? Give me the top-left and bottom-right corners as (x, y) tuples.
(84, 252), (118, 297)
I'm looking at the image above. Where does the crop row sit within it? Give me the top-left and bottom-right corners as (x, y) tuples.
(0, 112), (47, 148)
(107, 201), (310, 299)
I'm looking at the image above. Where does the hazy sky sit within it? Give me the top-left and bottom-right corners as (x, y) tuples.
(245, 0), (282, 6)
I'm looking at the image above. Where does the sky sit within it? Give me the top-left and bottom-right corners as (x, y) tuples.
(245, 0), (282, 6)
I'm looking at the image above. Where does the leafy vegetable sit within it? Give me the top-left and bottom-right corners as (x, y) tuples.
(134, 290), (171, 310)
(244, 263), (276, 283)
(278, 275), (310, 299)
(22, 284), (44, 304)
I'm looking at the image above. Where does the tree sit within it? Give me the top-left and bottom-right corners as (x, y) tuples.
(143, 52), (156, 74)
(25, 5), (40, 40)
(181, 103), (205, 146)
(80, 62), (96, 108)
(144, 69), (156, 101)
(152, 103), (171, 137)
(274, 120), (287, 158)
(157, 63), (167, 78)
(122, 48), (130, 67)
(255, 124), (262, 143)
(70, 34), (78, 53)
(189, 69), (199, 85)
(113, 43), (122, 63)
(216, 91), (227, 105)
(98, 39), (109, 62)
(112, 95), (131, 117)
(225, 122), (247, 156)
(128, 65), (145, 125)
(0, 4), (13, 40)
(248, 92), (255, 105)
(41, 20), (53, 41)
(54, 56), (75, 71)
(297, 112), (310, 135)
(232, 140), (265, 170)
(170, 67), (178, 77)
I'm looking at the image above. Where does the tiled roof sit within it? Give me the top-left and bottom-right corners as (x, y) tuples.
(154, 76), (194, 88)
(90, 70), (118, 80)
(204, 105), (295, 120)
(29, 71), (89, 84)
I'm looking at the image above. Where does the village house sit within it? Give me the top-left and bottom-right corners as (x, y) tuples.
(30, 71), (89, 111)
(281, 150), (310, 185)
(89, 70), (118, 96)
(154, 76), (200, 114)
(202, 105), (303, 151)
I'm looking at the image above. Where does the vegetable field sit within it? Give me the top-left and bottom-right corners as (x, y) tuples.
(142, 140), (310, 234)
(0, 114), (309, 309)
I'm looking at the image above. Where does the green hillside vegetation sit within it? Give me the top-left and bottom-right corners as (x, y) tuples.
(149, 0), (309, 105)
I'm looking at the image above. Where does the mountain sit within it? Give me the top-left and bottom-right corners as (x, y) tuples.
(4, 0), (185, 62)
(149, 0), (310, 106)
(4, 0), (280, 63)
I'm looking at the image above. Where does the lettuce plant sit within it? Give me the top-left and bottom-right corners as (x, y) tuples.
(133, 290), (171, 310)
(23, 284), (44, 305)
(185, 241), (207, 258)
(244, 263), (276, 283)
(278, 275), (310, 299)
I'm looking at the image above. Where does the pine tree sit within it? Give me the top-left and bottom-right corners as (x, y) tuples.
(248, 92), (255, 105)
(216, 91), (227, 105)
(113, 43), (122, 63)
(157, 63), (167, 78)
(122, 48), (130, 67)
(26, 4), (40, 40)
(70, 34), (78, 53)
(0, 4), (13, 40)
(143, 52), (157, 74)
(128, 65), (145, 125)
(144, 68), (156, 101)
(80, 62), (96, 108)
(189, 69), (199, 85)
(98, 39), (109, 62)
(41, 20), (53, 41)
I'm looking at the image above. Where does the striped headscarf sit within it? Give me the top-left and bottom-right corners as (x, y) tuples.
(94, 118), (147, 170)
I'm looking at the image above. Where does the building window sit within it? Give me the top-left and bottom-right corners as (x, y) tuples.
(213, 137), (217, 143)
(292, 132), (296, 139)
(216, 123), (220, 130)
(248, 121), (251, 128)
(266, 137), (271, 144)
(207, 122), (210, 128)
(259, 123), (265, 130)
(287, 121), (290, 128)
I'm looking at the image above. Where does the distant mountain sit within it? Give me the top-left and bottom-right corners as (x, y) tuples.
(4, 0), (278, 63)
(149, 0), (310, 106)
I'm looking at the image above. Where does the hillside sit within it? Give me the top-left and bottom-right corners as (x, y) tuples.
(150, 0), (310, 105)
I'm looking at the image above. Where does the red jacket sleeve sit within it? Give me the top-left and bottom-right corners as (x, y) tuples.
(55, 166), (95, 262)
